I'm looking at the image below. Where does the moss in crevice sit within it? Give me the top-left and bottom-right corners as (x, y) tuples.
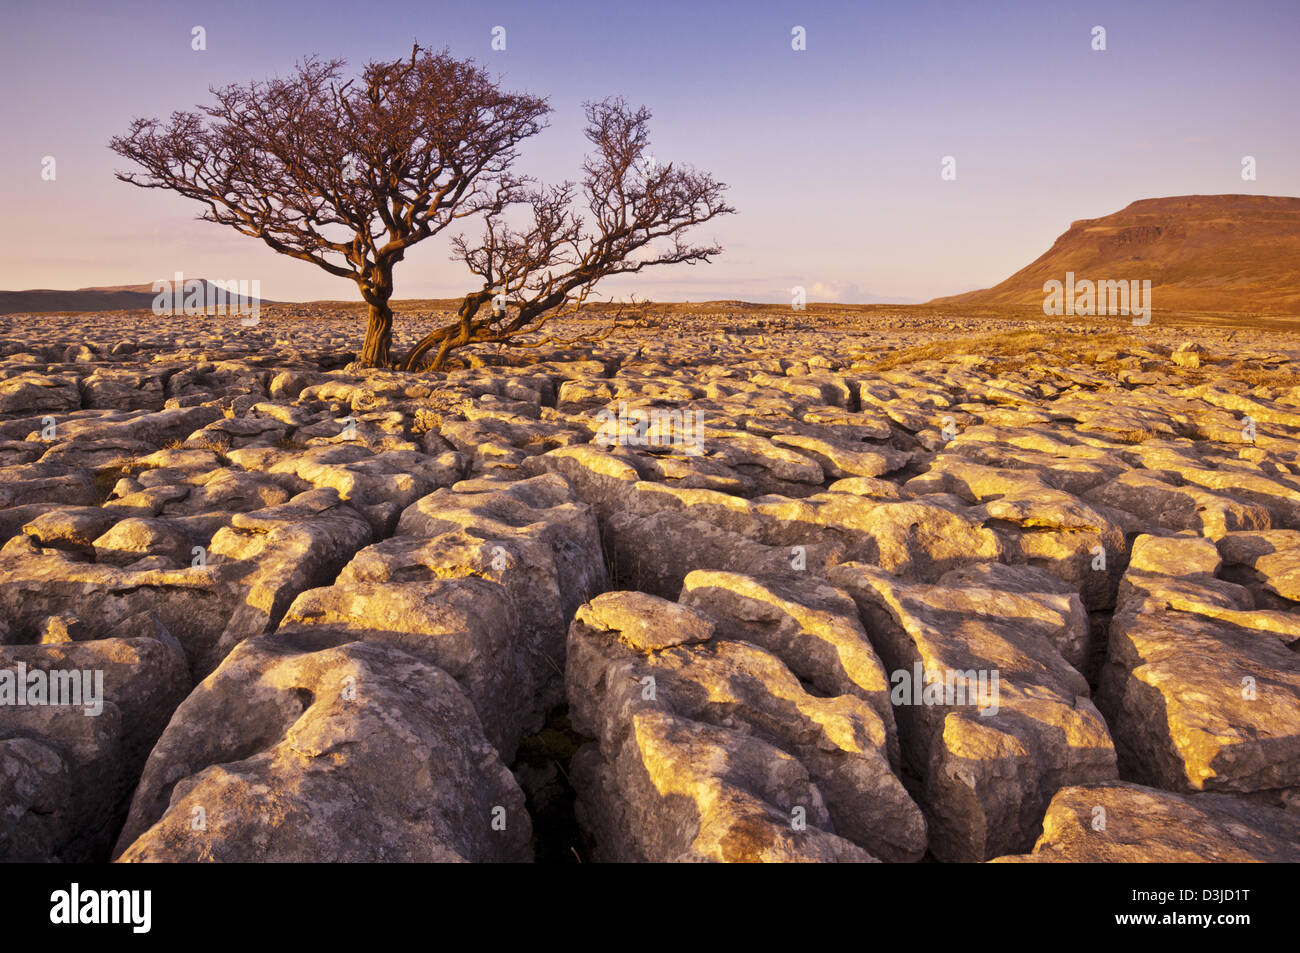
(512, 705), (592, 864)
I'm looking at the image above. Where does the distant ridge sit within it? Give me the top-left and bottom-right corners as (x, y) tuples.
(0, 280), (275, 316)
(929, 195), (1300, 315)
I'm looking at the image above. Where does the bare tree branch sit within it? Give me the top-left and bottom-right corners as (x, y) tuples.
(401, 98), (735, 371)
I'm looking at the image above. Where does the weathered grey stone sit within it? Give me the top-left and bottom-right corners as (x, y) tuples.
(1098, 535), (1300, 798)
(114, 635), (529, 862)
(829, 562), (1117, 862)
(567, 590), (924, 862)
(993, 782), (1300, 862)
(0, 624), (188, 861)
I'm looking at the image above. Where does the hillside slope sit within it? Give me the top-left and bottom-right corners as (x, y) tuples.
(930, 195), (1300, 314)
(0, 281), (273, 316)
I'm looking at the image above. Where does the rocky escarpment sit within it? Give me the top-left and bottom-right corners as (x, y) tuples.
(931, 194), (1300, 314)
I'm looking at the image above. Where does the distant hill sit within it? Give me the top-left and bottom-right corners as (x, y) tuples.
(929, 195), (1300, 314)
(0, 280), (274, 316)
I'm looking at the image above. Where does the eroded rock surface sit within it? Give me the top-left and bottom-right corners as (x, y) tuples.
(114, 635), (529, 862)
(830, 562), (1117, 862)
(992, 781), (1300, 862)
(567, 589), (924, 862)
(1, 309), (1296, 863)
(1098, 534), (1300, 803)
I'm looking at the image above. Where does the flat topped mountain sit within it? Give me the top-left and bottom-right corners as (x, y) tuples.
(931, 195), (1300, 315)
(0, 280), (272, 316)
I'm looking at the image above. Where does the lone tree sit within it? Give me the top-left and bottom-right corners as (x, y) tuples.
(111, 46), (546, 367)
(110, 46), (733, 370)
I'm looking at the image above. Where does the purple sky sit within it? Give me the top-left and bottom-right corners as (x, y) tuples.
(2, 0), (1296, 304)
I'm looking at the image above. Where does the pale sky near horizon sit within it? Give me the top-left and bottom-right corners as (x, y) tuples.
(1, 0), (1296, 304)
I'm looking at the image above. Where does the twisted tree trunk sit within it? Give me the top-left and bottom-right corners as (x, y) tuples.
(357, 265), (395, 367)
(359, 301), (393, 366)
(400, 290), (492, 371)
